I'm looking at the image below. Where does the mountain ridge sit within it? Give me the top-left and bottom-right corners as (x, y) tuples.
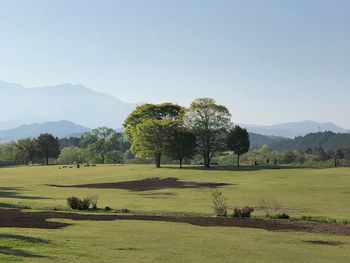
(242, 120), (348, 138)
(0, 120), (90, 142)
(0, 80), (136, 130)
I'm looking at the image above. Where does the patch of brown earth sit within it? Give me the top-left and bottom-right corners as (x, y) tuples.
(303, 240), (346, 246)
(47, 177), (231, 191)
(1, 209), (350, 236)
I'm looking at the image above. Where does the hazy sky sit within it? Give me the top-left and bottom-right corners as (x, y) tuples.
(1, 0), (350, 127)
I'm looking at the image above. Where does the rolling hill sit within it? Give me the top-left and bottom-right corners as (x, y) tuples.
(243, 120), (348, 138)
(269, 131), (350, 152)
(0, 120), (90, 142)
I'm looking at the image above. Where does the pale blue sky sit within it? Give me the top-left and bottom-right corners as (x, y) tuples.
(1, 0), (349, 127)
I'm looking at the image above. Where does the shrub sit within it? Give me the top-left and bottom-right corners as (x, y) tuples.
(89, 195), (98, 210)
(67, 197), (81, 210)
(80, 198), (91, 210)
(67, 196), (91, 210)
(211, 189), (228, 217)
(233, 206), (254, 218)
(121, 208), (130, 213)
(104, 206), (111, 211)
(260, 199), (282, 218)
(270, 213), (290, 219)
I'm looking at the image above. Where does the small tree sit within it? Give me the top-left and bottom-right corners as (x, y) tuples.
(166, 127), (197, 168)
(211, 189), (228, 217)
(37, 133), (60, 165)
(80, 127), (121, 164)
(336, 149), (345, 160)
(227, 125), (250, 167)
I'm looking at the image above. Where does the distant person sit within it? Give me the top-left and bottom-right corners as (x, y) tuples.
(266, 159), (270, 165)
(274, 159), (278, 166)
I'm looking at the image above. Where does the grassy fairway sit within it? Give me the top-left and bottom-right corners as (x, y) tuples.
(0, 165), (349, 262)
(0, 165), (350, 218)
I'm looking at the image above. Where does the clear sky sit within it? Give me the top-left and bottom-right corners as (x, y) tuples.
(1, 0), (349, 127)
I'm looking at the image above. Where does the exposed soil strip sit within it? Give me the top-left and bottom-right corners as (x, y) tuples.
(1, 209), (350, 236)
(47, 177), (231, 191)
(303, 240), (346, 246)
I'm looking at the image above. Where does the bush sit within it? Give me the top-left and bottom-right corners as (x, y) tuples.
(67, 197), (81, 210)
(211, 189), (228, 217)
(89, 195), (98, 210)
(67, 196), (91, 210)
(270, 213), (289, 219)
(80, 198), (91, 210)
(260, 199), (282, 218)
(233, 206), (254, 218)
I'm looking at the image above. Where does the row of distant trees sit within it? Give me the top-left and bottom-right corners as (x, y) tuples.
(0, 127), (127, 166)
(124, 98), (250, 168)
(1, 134), (60, 165)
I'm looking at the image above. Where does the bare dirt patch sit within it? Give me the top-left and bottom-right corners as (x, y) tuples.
(1, 209), (350, 236)
(48, 177), (231, 191)
(303, 240), (346, 246)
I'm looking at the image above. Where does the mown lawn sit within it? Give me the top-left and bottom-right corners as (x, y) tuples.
(0, 165), (349, 262)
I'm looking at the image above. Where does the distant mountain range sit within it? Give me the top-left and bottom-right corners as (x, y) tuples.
(0, 80), (136, 130)
(0, 120), (90, 142)
(1, 120), (349, 153)
(242, 120), (348, 138)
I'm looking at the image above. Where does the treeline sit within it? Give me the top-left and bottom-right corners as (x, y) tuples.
(0, 134), (60, 166)
(1, 98), (348, 168)
(219, 145), (348, 168)
(123, 98), (250, 168)
(0, 128), (128, 166)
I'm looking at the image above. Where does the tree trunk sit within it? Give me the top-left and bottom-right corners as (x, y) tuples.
(155, 153), (161, 168)
(179, 158), (183, 169)
(46, 156), (49, 165)
(237, 154), (240, 168)
(204, 151), (210, 168)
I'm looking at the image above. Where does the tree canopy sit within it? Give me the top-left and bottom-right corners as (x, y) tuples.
(186, 98), (231, 167)
(227, 125), (250, 167)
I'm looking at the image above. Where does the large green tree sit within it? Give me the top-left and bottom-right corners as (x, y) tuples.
(124, 103), (185, 168)
(37, 133), (60, 165)
(123, 103), (185, 142)
(80, 127), (121, 164)
(227, 125), (250, 167)
(131, 119), (173, 168)
(186, 98), (231, 167)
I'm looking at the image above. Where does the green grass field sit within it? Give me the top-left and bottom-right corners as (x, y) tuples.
(0, 165), (350, 262)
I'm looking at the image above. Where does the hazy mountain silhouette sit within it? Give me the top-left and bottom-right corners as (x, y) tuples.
(243, 120), (348, 138)
(0, 80), (136, 130)
(0, 120), (90, 142)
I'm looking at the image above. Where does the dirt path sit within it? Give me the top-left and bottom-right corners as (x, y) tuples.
(0, 209), (350, 236)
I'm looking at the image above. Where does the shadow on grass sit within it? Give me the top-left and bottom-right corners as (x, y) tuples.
(0, 246), (46, 258)
(0, 234), (49, 244)
(0, 187), (50, 200)
(47, 177), (231, 191)
(162, 165), (317, 172)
